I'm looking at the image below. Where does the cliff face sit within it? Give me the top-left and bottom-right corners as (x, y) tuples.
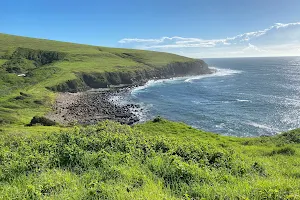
(155, 59), (210, 78)
(48, 60), (211, 93)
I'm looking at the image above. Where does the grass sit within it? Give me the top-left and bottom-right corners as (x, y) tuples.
(0, 119), (299, 199)
(0, 59), (7, 65)
(1, 33), (300, 199)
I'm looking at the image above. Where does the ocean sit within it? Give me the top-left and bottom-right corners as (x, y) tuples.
(128, 57), (300, 137)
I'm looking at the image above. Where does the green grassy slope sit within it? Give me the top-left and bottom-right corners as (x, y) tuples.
(0, 119), (299, 199)
(0, 33), (192, 68)
(1, 34), (300, 199)
(0, 33), (193, 125)
(0, 33), (192, 82)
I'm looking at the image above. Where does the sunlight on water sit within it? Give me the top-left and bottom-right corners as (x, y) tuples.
(128, 57), (300, 136)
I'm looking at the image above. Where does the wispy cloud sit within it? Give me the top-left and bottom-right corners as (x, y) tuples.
(118, 22), (300, 57)
(119, 36), (228, 48)
(243, 43), (268, 53)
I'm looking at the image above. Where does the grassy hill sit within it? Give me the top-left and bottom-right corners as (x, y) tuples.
(0, 34), (300, 199)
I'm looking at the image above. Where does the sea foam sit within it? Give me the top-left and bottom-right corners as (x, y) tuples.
(131, 67), (242, 94)
(184, 67), (242, 82)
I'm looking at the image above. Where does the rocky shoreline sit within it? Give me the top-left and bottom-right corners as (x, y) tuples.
(46, 87), (142, 125)
(47, 62), (214, 126)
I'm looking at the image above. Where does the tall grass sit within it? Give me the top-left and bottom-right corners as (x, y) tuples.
(0, 120), (299, 199)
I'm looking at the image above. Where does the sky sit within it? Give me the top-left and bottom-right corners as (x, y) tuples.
(1, 0), (300, 58)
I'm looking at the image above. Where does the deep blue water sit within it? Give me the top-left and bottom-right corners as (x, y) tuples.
(129, 57), (300, 136)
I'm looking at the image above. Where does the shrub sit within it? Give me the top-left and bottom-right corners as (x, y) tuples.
(2, 47), (66, 74)
(33, 100), (44, 105)
(0, 117), (8, 124)
(252, 162), (267, 176)
(153, 116), (163, 123)
(20, 92), (31, 97)
(279, 130), (300, 143)
(2, 57), (36, 73)
(29, 116), (57, 126)
(270, 147), (296, 156)
(12, 47), (66, 66)
(14, 95), (26, 100)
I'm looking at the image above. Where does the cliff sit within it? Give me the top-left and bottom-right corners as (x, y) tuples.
(48, 60), (211, 92)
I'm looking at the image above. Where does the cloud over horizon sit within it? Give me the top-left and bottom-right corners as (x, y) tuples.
(118, 22), (300, 58)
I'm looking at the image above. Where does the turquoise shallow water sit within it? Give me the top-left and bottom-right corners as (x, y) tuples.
(128, 57), (300, 136)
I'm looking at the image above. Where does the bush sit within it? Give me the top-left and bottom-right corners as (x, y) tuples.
(252, 162), (267, 176)
(14, 95), (26, 100)
(0, 117), (8, 124)
(279, 130), (300, 143)
(29, 116), (57, 126)
(3, 57), (36, 73)
(14, 92), (32, 100)
(270, 147), (296, 156)
(2, 47), (66, 74)
(153, 116), (163, 123)
(33, 100), (44, 105)
(12, 47), (66, 66)
(20, 92), (31, 97)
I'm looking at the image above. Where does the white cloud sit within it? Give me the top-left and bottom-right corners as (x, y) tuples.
(243, 43), (268, 53)
(119, 37), (175, 44)
(274, 22), (300, 29)
(119, 36), (228, 48)
(117, 22), (300, 58)
(119, 38), (161, 44)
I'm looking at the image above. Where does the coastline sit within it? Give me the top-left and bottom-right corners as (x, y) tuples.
(46, 66), (214, 126)
(46, 87), (141, 125)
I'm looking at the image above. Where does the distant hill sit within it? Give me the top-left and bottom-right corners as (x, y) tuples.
(0, 33), (198, 89)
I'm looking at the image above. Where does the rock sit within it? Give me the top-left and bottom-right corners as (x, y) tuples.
(47, 88), (141, 126)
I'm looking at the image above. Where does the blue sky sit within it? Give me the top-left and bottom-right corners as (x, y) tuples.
(1, 0), (300, 58)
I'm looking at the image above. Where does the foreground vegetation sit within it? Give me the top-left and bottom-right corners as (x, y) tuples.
(0, 119), (299, 199)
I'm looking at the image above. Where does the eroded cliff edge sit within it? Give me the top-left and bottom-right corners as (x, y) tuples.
(48, 59), (211, 93)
